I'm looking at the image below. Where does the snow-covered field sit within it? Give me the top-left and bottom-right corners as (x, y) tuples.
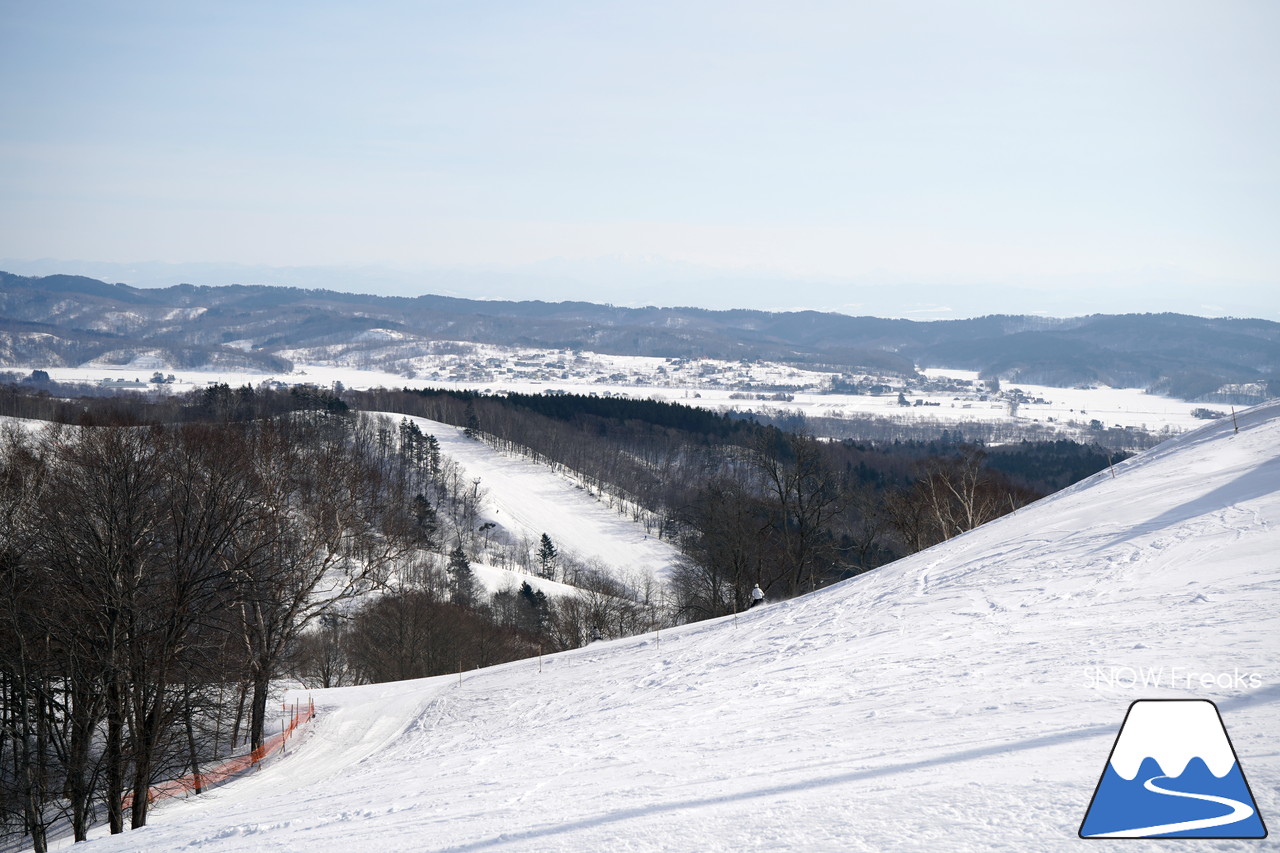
(15, 347), (1221, 441)
(62, 401), (1279, 851)
(0, 415), (49, 435)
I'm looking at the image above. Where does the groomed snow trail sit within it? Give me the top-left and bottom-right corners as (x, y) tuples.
(380, 413), (682, 580)
(69, 404), (1279, 852)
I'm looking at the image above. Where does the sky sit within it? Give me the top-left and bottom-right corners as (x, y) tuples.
(1, 1), (1278, 318)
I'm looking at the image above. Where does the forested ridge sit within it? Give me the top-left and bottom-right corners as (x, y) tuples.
(4, 270), (1279, 400)
(1, 382), (1123, 849)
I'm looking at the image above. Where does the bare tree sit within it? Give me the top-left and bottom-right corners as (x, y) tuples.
(35, 424), (165, 834)
(673, 477), (773, 619)
(916, 446), (1030, 542)
(0, 426), (59, 851)
(233, 415), (412, 752)
(751, 429), (843, 594)
(884, 446), (1036, 555)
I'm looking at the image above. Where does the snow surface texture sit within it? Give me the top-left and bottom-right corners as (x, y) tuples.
(67, 403), (1279, 852)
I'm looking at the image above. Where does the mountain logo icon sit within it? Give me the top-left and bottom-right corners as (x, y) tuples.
(1080, 699), (1267, 838)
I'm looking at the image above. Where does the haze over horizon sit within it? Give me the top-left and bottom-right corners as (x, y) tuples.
(2, 2), (1277, 320)
(3, 256), (1276, 322)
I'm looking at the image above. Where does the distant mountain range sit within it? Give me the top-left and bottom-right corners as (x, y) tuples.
(2, 271), (1277, 402)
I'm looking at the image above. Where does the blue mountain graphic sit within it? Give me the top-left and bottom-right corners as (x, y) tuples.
(1081, 756), (1266, 838)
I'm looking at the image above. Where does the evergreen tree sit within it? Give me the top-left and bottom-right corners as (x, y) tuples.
(399, 418), (426, 467)
(447, 544), (479, 607)
(463, 400), (481, 439)
(411, 493), (438, 547)
(537, 533), (558, 580)
(424, 434), (442, 479)
(518, 581), (550, 635)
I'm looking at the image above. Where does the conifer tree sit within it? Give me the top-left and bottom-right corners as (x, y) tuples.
(537, 533), (558, 580)
(448, 544), (478, 607)
(411, 493), (438, 547)
(518, 581), (550, 634)
(463, 401), (480, 439)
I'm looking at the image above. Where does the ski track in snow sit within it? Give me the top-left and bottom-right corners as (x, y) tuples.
(34, 403), (1280, 852)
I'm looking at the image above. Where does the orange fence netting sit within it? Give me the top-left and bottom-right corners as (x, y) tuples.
(124, 696), (316, 809)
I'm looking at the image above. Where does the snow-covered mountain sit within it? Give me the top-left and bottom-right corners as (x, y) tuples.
(5, 270), (1279, 404)
(69, 402), (1279, 852)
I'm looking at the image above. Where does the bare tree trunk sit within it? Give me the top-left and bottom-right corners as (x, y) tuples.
(11, 651), (48, 853)
(249, 668), (271, 754)
(104, 672), (125, 835)
(230, 679), (248, 753)
(65, 672), (102, 842)
(184, 685), (202, 794)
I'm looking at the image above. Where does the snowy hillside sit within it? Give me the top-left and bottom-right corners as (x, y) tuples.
(71, 403), (1279, 852)
(385, 413), (682, 582)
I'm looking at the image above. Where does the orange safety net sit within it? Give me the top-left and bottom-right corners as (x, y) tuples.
(123, 696), (316, 809)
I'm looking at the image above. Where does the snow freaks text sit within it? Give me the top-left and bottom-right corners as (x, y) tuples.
(1082, 667), (1263, 691)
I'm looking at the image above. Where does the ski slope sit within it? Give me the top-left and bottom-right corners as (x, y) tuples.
(72, 403), (1280, 852)
(385, 413), (682, 581)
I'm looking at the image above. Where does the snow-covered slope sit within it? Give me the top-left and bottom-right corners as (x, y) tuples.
(76, 403), (1280, 852)
(389, 414), (682, 580)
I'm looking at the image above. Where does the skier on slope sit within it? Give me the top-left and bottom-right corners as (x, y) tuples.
(749, 583), (765, 609)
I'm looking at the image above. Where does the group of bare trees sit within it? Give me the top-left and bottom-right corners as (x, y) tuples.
(293, 562), (668, 691)
(673, 431), (1044, 619)
(0, 411), (416, 849)
(668, 430), (842, 619)
(881, 446), (1038, 553)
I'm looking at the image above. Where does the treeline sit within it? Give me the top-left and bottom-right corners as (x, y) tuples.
(351, 387), (755, 540)
(0, 379), (347, 425)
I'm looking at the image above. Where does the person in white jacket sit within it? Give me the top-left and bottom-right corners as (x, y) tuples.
(749, 584), (765, 608)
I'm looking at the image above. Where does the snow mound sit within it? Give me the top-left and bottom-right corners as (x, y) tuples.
(472, 562), (579, 600)
(73, 403), (1280, 852)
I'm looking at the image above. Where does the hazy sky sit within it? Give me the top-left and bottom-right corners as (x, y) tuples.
(2, 1), (1277, 317)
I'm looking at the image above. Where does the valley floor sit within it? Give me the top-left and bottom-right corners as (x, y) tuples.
(17, 358), (1217, 444)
